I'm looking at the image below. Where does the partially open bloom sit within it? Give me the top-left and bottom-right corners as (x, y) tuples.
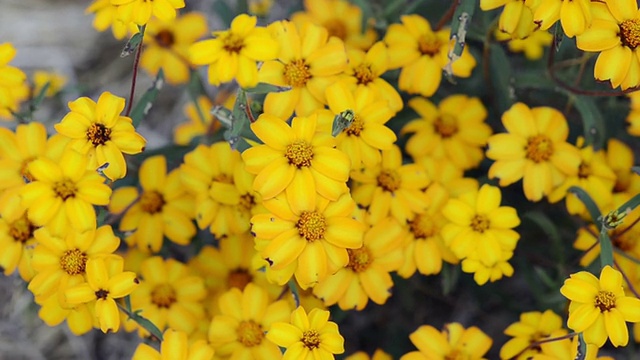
(384, 15), (476, 97)
(32, 70), (67, 97)
(0, 203), (37, 280)
(494, 28), (554, 60)
(111, 0), (185, 26)
(190, 14), (278, 88)
(54, 91), (146, 180)
(65, 255), (138, 333)
(486, 102), (581, 202)
(86, 0), (138, 40)
(132, 328), (214, 360)
(267, 306), (345, 360)
(500, 310), (564, 359)
(346, 349), (393, 360)
(534, 0), (592, 38)
(0, 42), (28, 120)
(576, 0), (640, 90)
(401, 323), (492, 360)
(560, 265), (640, 347)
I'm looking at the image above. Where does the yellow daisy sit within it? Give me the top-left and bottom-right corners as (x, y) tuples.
(500, 310), (565, 360)
(0, 122), (50, 193)
(0, 42), (28, 120)
(132, 328), (214, 360)
(0, 202), (37, 281)
(111, 0), (185, 26)
(481, 0), (539, 39)
(534, 0), (592, 38)
(401, 323), (492, 360)
(86, 0), (137, 40)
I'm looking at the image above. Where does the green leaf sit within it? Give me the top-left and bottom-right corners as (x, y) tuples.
(615, 192), (640, 215)
(598, 228), (614, 268)
(243, 82), (291, 94)
(130, 69), (164, 128)
(29, 82), (50, 113)
(573, 95), (605, 150)
(131, 310), (164, 341)
(224, 89), (257, 152)
(444, 0), (477, 80)
(488, 43), (514, 114)
(288, 279), (301, 308)
(186, 70), (209, 124)
(441, 263), (460, 295)
(568, 187), (602, 228)
(576, 333), (587, 360)
(121, 30), (144, 58)
(567, 186), (613, 267)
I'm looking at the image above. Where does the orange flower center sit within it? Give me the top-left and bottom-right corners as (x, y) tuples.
(60, 249), (87, 275)
(297, 211), (326, 242)
(20, 158), (35, 183)
(301, 329), (321, 349)
(95, 289), (109, 300)
(323, 19), (347, 40)
(353, 63), (375, 85)
(285, 140), (314, 168)
(155, 29), (175, 48)
(9, 214), (35, 243)
(222, 32), (245, 53)
(594, 290), (616, 312)
(239, 193), (256, 212)
(620, 19), (640, 49)
(151, 283), (177, 308)
(434, 115), (458, 138)
(53, 179), (77, 200)
(578, 162), (590, 179)
(283, 59), (312, 88)
(344, 115), (364, 136)
(409, 214), (437, 239)
(236, 320), (264, 347)
(377, 169), (401, 192)
(470, 214), (490, 233)
(444, 349), (465, 360)
(227, 268), (253, 290)
(347, 247), (372, 273)
(525, 135), (554, 163)
(418, 33), (441, 56)
(140, 190), (165, 214)
(87, 123), (112, 146)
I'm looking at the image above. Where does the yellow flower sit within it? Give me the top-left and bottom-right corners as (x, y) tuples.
(291, 0), (377, 51)
(242, 113), (350, 204)
(576, 0), (640, 90)
(54, 91), (146, 180)
(531, 330), (611, 360)
(312, 216), (404, 310)
(324, 81), (396, 170)
(109, 155), (196, 253)
(0, 122), (50, 193)
(486, 102), (581, 202)
(560, 265), (640, 347)
(174, 94), (231, 145)
(258, 20), (348, 118)
(534, 0), (592, 38)
(141, 12), (208, 85)
(65, 254), (138, 333)
(111, 0), (185, 26)
(461, 249), (515, 285)
(441, 184), (520, 270)
(403, 95), (491, 170)
(130, 256), (207, 336)
(208, 283), (290, 358)
(346, 349), (393, 360)
(181, 142), (261, 237)
(341, 41), (403, 113)
(20, 150), (112, 236)
(132, 328), (215, 360)
(32, 70), (67, 97)
(606, 138), (640, 200)
(266, 306), (345, 359)
(494, 29), (554, 60)
(0, 42), (28, 120)
(190, 14), (278, 88)
(499, 310), (564, 359)
(35, 289), (96, 335)
(627, 91), (640, 136)
(86, 0), (138, 40)
(351, 145), (429, 224)
(384, 15), (476, 97)
(248, 0), (274, 17)
(401, 323), (492, 360)
(252, 192), (365, 289)
(481, 0), (539, 39)
(0, 202), (37, 281)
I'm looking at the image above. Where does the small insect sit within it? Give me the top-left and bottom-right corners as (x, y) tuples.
(332, 109), (355, 137)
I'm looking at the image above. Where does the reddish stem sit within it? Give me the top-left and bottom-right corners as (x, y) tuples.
(125, 37), (144, 117)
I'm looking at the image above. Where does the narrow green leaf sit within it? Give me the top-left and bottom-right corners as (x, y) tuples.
(598, 229), (614, 268)
(489, 43), (515, 113)
(131, 310), (164, 341)
(288, 279), (301, 308)
(523, 211), (562, 262)
(225, 89), (256, 152)
(244, 82), (291, 94)
(576, 333), (587, 360)
(573, 95), (605, 150)
(568, 187), (602, 230)
(615, 192), (640, 215)
(121, 30), (144, 58)
(444, 0), (476, 80)
(533, 267), (557, 289)
(186, 70), (208, 124)
(130, 69), (164, 128)
(402, 0), (430, 16)
(29, 82), (50, 113)
(441, 263), (460, 295)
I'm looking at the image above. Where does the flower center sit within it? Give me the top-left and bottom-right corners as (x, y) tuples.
(53, 179), (77, 200)
(155, 29), (175, 48)
(418, 34), (441, 56)
(285, 140), (314, 168)
(525, 135), (554, 163)
(151, 283), (177, 308)
(434, 115), (458, 138)
(60, 249), (87, 275)
(140, 191), (165, 214)
(236, 320), (264, 347)
(354, 63), (375, 85)
(301, 329), (321, 350)
(470, 215), (490, 233)
(620, 19), (640, 49)
(222, 32), (244, 53)
(95, 289), (109, 300)
(578, 162), (590, 179)
(444, 349), (466, 360)
(283, 59), (312, 88)
(227, 268), (253, 290)
(239, 193), (256, 212)
(87, 123), (112, 146)
(323, 19), (347, 40)
(409, 214), (437, 239)
(9, 214), (35, 243)
(377, 170), (401, 192)
(344, 115), (364, 136)
(594, 290), (616, 312)
(346, 247), (372, 273)
(296, 211), (326, 242)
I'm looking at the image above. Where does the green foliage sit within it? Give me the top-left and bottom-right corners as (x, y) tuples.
(130, 69), (164, 128)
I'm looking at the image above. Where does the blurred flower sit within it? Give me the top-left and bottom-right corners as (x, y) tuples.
(86, 0), (138, 40)
(494, 28), (553, 60)
(174, 94), (232, 145)
(0, 43), (28, 120)
(32, 70), (67, 97)
(534, 0), (592, 38)
(499, 309), (564, 359)
(248, 0), (273, 17)
(346, 349), (393, 360)
(0, 122), (50, 195)
(627, 91), (640, 136)
(112, 0), (185, 26)
(401, 323), (492, 360)
(480, 0), (539, 39)
(0, 202), (37, 281)
(190, 14), (278, 88)
(132, 328), (214, 360)
(531, 329), (612, 360)
(560, 265), (640, 347)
